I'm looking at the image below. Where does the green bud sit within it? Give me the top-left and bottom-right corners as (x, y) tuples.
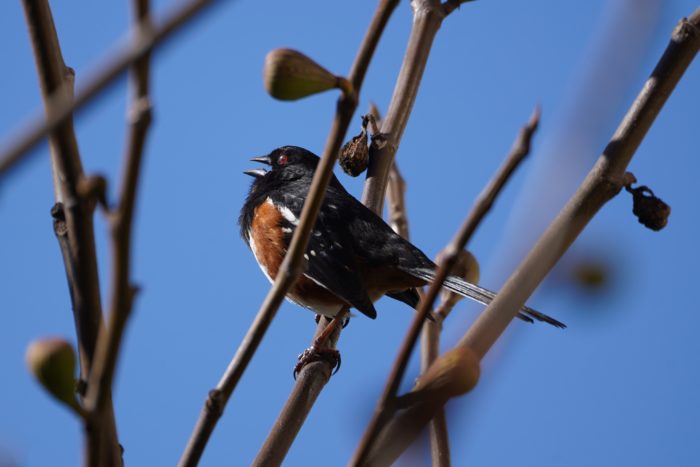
(26, 338), (80, 412)
(264, 48), (347, 100)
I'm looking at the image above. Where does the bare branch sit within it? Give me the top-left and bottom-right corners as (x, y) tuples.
(361, 1), (446, 212)
(84, 0), (153, 426)
(20, 1), (123, 465)
(358, 9), (700, 465)
(0, 0), (224, 180)
(178, 2), (399, 465)
(21, 0), (101, 386)
(386, 163), (410, 239)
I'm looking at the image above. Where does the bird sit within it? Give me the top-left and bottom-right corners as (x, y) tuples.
(239, 146), (564, 374)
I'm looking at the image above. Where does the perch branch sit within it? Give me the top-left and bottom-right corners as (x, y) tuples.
(251, 308), (349, 466)
(178, 2), (399, 465)
(358, 9), (700, 466)
(0, 0), (227, 179)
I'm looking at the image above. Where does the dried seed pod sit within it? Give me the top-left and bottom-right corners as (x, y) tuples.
(263, 48), (341, 101)
(626, 184), (671, 231)
(339, 128), (369, 177)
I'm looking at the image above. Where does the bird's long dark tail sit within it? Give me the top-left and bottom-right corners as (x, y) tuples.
(407, 268), (566, 328)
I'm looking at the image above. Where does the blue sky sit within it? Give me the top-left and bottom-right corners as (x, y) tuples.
(1, 1), (699, 466)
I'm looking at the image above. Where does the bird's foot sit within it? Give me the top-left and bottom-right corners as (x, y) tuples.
(293, 345), (341, 380)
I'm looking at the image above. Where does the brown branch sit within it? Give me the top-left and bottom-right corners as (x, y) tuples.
(178, 2), (399, 465)
(361, 0), (448, 212)
(386, 162), (410, 239)
(84, 0), (153, 442)
(251, 308), (349, 466)
(0, 0), (225, 180)
(357, 9), (700, 465)
(420, 319), (451, 467)
(21, 0), (101, 390)
(20, 1), (122, 465)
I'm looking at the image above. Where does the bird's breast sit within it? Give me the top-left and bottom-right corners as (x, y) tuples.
(248, 198), (289, 282)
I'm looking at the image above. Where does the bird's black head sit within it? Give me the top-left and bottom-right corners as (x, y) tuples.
(244, 146), (320, 183)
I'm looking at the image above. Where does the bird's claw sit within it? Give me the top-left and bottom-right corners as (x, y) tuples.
(293, 346), (341, 379)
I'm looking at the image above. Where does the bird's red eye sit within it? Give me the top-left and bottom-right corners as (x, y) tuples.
(278, 154), (288, 166)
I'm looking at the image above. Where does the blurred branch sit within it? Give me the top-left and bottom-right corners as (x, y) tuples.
(20, 1), (121, 465)
(84, 0), (153, 437)
(354, 106), (541, 466)
(178, 2), (400, 466)
(358, 9), (700, 465)
(0, 0), (227, 180)
(380, 96), (456, 466)
(418, 108), (538, 467)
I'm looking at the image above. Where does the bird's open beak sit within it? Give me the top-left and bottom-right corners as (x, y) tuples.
(244, 155), (272, 178)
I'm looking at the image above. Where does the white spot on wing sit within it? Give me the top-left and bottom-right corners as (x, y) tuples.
(310, 250), (316, 256)
(281, 227), (293, 233)
(267, 197), (299, 226)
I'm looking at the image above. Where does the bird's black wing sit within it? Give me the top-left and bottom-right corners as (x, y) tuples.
(273, 186), (378, 318)
(325, 188), (565, 328)
(303, 208), (377, 318)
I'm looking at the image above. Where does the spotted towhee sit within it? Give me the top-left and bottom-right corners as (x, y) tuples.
(239, 146), (564, 330)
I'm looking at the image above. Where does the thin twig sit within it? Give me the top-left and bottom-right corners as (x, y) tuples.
(84, 0), (153, 430)
(20, 1), (121, 465)
(0, 0), (227, 180)
(420, 319), (451, 467)
(178, 2), (400, 464)
(357, 9), (700, 465)
(386, 163), (410, 239)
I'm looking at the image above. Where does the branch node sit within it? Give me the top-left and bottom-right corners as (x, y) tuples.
(128, 96), (153, 127)
(50, 202), (68, 236)
(77, 174), (109, 210)
(205, 389), (225, 418)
